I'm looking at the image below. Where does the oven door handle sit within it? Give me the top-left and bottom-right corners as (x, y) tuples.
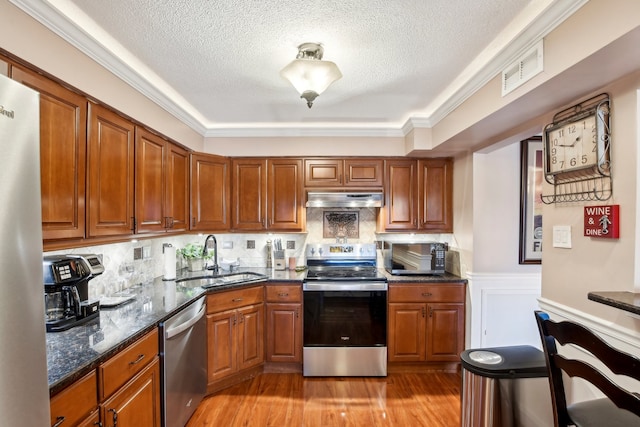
(303, 281), (387, 291)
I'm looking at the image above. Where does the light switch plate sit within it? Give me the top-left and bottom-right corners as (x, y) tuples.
(553, 225), (572, 248)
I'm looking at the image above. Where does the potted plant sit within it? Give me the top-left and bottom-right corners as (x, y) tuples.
(177, 243), (213, 272)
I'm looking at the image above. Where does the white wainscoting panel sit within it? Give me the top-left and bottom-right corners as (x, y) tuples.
(467, 272), (542, 349)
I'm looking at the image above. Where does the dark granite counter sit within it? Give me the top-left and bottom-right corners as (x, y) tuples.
(46, 266), (464, 396)
(588, 291), (640, 316)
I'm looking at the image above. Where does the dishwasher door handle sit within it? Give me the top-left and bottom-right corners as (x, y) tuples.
(165, 304), (206, 340)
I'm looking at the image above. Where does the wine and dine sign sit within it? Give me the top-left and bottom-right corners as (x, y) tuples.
(584, 205), (619, 239)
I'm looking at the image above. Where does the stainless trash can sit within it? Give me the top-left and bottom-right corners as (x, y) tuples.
(460, 345), (549, 427)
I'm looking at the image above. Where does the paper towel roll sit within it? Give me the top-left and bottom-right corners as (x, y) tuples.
(163, 246), (176, 280)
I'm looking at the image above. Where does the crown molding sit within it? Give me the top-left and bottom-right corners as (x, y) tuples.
(10, 0), (587, 139)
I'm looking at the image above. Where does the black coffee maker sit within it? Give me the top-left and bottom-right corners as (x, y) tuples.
(43, 254), (104, 332)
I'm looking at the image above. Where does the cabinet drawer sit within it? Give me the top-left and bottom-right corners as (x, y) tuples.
(265, 284), (302, 302)
(389, 284), (465, 303)
(98, 329), (158, 400)
(50, 370), (97, 427)
(207, 286), (264, 313)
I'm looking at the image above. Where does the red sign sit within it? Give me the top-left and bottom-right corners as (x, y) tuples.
(584, 205), (620, 238)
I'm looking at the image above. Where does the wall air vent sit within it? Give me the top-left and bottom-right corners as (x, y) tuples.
(501, 40), (544, 96)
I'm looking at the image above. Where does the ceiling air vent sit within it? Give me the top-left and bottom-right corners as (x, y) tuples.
(501, 40), (544, 96)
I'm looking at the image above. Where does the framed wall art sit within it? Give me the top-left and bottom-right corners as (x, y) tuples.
(519, 136), (543, 264)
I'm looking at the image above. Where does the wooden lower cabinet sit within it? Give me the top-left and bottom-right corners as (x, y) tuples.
(100, 357), (161, 427)
(265, 284), (302, 364)
(388, 283), (465, 366)
(49, 370), (98, 427)
(207, 287), (264, 388)
(50, 329), (160, 427)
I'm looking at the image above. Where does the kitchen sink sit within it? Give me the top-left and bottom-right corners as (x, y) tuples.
(176, 272), (268, 289)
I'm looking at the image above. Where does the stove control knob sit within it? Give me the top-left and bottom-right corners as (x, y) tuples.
(310, 248), (315, 255)
(318, 248), (323, 255)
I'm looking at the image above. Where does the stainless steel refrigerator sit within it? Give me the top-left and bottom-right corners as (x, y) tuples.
(0, 73), (50, 425)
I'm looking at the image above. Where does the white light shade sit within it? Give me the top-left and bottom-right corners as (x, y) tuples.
(280, 58), (342, 96)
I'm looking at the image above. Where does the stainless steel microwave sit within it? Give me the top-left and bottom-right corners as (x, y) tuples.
(383, 242), (448, 275)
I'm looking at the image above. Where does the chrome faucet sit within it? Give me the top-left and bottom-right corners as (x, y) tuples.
(203, 234), (219, 273)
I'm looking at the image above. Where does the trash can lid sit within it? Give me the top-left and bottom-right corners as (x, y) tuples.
(460, 345), (548, 379)
(468, 350), (503, 365)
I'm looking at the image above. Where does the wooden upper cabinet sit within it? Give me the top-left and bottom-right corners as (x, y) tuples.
(381, 159), (418, 230)
(231, 158), (304, 231)
(87, 102), (135, 237)
(135, 128), (166, 234)
(135, 127), (189, 234)
(165, 142), (189, 232)
(304, 158), (343, 187)
(267, 158), (304, 231)
(232, 158), (267, 230)
(190, 153), (230, 231)
(418, 158), (453, 232)
(344, 158), (383, 187)
(11, 66), (87, 241)
(304, 158), (382, 187)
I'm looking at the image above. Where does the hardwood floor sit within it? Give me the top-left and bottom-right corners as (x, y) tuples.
(187, 372), (462, 426)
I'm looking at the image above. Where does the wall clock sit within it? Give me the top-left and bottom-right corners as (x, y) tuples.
(541, 93), (612, 204)
(543, 93), (610, 178)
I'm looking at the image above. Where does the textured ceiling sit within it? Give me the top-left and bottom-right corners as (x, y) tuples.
(14, 0), (580, 136)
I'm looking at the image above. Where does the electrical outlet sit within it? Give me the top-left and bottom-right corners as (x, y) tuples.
(133, 247), (143, 260)
(286, 240), (295, 250)
(247, 240), (255, 249)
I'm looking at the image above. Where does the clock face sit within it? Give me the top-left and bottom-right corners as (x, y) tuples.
(545, 114), (598, 174)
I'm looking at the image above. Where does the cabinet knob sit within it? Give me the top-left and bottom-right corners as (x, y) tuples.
(421, 292), (433, 297)
(278, 293), (289, 297)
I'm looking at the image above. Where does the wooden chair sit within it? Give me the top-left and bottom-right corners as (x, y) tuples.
(534, 311), (640, 426)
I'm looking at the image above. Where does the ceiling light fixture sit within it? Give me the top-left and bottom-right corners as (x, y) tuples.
(280, 42), (342, 108)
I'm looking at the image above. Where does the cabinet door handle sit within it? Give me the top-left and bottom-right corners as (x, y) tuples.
(429, 307), (433, 318)
(422, 307), (426, 318)
(52, 416), (65, 427)
(278, 293), (289, 297)
(108, 408), (118, 427)
(239, 313), (244, 323)
(232, 298), (243, 302)
(129, 354), (145, 365)
(131, 217), (137, 232)
(295, 308), (299, 318)
(421, 292), (433, 297)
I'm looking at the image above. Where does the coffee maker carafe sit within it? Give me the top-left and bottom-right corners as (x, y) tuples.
(43, 254), (104, 332)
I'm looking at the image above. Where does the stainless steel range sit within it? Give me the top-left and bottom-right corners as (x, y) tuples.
(303, 243), (388, 377)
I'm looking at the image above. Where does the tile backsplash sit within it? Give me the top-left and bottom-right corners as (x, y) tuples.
(44, 207), (456, 299)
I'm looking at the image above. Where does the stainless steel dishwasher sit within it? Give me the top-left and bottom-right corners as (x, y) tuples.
(159, 295), (207, 427)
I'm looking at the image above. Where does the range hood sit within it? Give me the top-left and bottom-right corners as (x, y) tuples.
(306, 191), (384, 208)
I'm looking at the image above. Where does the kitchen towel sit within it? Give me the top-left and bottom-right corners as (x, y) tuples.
(163, 245), (177, 280)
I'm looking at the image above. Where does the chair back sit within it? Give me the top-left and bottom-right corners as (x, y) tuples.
(534, 311), (640, 426)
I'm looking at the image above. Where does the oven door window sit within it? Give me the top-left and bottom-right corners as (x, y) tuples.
(303, 290), (387, 346)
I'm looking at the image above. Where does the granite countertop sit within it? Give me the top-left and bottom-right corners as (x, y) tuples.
(46, 266), (464, 396)
(588, 291), (640, 316)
